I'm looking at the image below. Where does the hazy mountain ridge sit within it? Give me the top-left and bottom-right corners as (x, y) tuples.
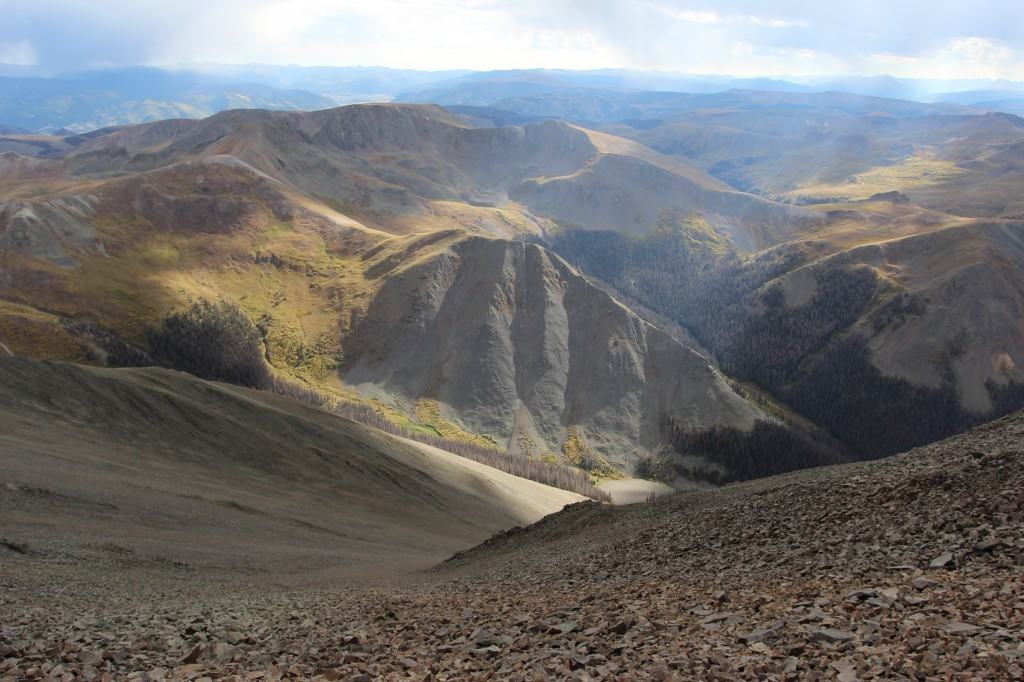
(5, 64), (1024, 134)
(0, 67), (336, 132)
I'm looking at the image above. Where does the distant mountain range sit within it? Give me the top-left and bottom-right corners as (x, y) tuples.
(3, 64), (1024, 133)
(0, 67), (335, 132)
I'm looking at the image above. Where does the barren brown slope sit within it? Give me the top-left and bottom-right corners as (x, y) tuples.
(854, 221), (1024, 412)
(0, 357), (581, 584)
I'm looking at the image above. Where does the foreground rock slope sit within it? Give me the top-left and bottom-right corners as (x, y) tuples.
(2, 387), (1021, 680)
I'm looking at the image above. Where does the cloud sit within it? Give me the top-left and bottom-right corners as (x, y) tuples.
(658, 8), (724, 24)
(948, 37), (1012, 63)
(0, 0), (1021, 79)
(745, 16), (810, 29)
(0, 40), (37, 65)
(865, 36), (1023, 80)
(651, 4), (810, 29)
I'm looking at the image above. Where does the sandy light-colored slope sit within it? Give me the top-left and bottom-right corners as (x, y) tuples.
(597, 478), (676, 505)
(0, 357), (581, 583)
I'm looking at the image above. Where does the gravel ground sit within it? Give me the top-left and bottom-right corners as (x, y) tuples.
(2, 411), (1023, 680)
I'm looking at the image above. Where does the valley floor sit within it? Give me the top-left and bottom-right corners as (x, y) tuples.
(1, 365), (1023, 680)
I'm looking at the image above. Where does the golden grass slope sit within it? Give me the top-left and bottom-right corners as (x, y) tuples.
(784, 151), (970, 203)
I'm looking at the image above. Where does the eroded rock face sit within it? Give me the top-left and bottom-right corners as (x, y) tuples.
(0, 195), (103, 267)
(343, 233), (761, 468)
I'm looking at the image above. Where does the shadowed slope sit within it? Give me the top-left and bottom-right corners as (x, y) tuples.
(0, 358), (582, 582)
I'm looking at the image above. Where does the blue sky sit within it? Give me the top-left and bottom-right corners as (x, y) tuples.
(1, 0), (1023, 78)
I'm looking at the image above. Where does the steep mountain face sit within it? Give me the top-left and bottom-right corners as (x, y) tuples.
(342, 232), (761, 467)
(4, 99), (1023, 480)
(548, 218), (1024, 459)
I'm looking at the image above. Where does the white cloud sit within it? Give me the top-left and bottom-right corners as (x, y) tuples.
(651, 3), (809, 29)
(948, 36), (1012, 63)
(777, 47), (820, 61)
(744, 15), (810, 28)
(863, 36), (1023, 79)
(1, 0), (1023, 80)
(657, 8), (724, 24)
(0, 40), (38, 66)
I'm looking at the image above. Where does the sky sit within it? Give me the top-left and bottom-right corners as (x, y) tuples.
(1, 0), (1023, 80)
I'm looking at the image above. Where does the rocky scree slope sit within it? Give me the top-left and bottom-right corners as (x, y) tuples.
(2, 401), (1021, 680)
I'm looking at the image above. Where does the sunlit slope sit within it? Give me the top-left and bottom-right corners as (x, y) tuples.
(4, 103), (814, 247)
